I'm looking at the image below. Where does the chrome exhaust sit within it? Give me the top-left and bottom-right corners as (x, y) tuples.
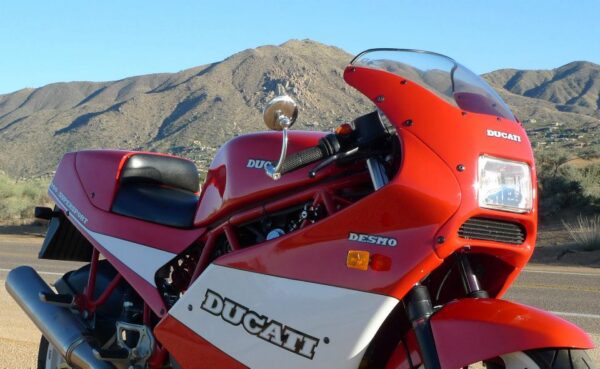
(6, 266), (114, 369)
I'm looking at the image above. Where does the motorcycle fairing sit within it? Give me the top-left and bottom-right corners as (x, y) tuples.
(49, 151), (206, 315)
(155, 264), (399, 369)
(344, 65), (538, 297)
(215, 129), (458, 299)
(155, 317), (249, 369)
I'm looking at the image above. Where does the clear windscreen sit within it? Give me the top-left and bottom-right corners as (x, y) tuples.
(351, 49), (515, 121)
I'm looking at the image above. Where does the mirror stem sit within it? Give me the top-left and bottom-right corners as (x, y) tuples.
(265, 113), (291, 180)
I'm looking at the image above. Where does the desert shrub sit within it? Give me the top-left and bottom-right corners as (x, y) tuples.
(0, 172), (51, 223)
(562, 214), (600, 251)
(573, 163), (600, 199)
(535, 151), (600, 217)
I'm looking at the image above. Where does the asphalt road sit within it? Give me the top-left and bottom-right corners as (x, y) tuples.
(1, 236), (599, 368)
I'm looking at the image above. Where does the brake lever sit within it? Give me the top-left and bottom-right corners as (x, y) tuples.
(308, 147), (359, 178)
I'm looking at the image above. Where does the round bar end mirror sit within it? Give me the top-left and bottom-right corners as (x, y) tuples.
(263, 95), (298, 131)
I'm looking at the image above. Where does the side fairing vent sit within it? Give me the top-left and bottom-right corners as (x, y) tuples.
(458, 217), (526, 245)
(39, 210), (93, 262)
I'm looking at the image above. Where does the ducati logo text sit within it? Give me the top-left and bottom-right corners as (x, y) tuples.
(348, 232), (397, 247)
(201, 289), (320, 359)
(247, 159), (272, 169)
(486, 129), (522, 142)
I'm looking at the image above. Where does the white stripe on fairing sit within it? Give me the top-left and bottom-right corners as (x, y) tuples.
(171, 265), (399, 369)
(49, 186), (175, 287)
(89, 231), (175, 286)
(550, 311), (600, 320)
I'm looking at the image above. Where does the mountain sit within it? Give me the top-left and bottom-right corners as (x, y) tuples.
(0, 40), (599, 178)
(484, 62), (600, 157)
(484, 61), (600, 117)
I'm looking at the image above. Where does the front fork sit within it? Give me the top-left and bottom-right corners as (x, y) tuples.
(404, 252), (488, 369)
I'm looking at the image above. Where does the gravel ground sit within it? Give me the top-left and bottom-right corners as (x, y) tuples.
(0, 280), (39, 369)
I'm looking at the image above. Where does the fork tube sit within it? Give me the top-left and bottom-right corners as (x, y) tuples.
(456, 252), (489, 298)
(404, 285), (441, 369)
(366, 158), (388, 190)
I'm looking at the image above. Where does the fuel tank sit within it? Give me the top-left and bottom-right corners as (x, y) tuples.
(194, 131), (326, 226)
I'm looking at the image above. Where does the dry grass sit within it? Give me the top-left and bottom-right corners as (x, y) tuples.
(562, 214), (600, 251)
(0, 171), (51, 223)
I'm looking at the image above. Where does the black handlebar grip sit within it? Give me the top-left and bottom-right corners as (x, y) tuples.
(279, 146), (326, 175)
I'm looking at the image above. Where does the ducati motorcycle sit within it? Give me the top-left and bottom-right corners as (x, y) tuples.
(6, 49), (597, 369)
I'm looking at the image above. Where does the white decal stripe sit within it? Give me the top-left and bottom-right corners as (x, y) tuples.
(171, 264), (398, 369)
(49, 185), (175, 286)
(88, 232), (175, 286)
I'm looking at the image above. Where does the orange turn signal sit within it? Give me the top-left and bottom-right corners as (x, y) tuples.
(335, 123), (353, 135)
(347, 250), (370, 271)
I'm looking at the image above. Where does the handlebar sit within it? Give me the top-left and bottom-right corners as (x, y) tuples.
(279, 133), (341, 174)
(279, 145), (327, 175)
(273, 111), (392, 178)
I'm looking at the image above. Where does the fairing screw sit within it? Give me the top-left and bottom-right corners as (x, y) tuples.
(403, 119), (413, 127)
(376, 95), (385, 103)
(456, 164), (465, 172)
(436, 236), (445, 244)
(188, 304), (193, 311)
(400, 80), (408, 85)
(461, 111), (468, 116)
(324, 337), (330, 344)
(90, 192), (95, 198)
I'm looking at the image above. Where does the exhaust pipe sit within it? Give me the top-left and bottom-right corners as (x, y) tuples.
(6, 266), (114, 369)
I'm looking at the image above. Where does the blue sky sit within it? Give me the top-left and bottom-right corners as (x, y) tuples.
(1, 1), (599, 94)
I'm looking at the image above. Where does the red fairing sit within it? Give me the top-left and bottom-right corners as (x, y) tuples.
(51, 151), (205, 315)
(194, 131), (326, 226)
(344, 66), (537, 296)
(154, 316), (247, 369)
(428, 299), (594, 369)
(53, 150), (204, 254)
(75, 150), (131, 211)
(216, 130), (459, 299)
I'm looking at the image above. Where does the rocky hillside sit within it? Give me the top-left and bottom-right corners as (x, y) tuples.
(484, 62), (600, 157)
(1, 40), (599, 178)
(0, 40), (370, 177)
(484, 61), (600, 117)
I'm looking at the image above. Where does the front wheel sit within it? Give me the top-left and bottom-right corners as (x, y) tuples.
(487, 349), (596, 369)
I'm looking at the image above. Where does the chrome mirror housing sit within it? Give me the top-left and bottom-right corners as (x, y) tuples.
(262, 95), (298, 180)
(263, 95), (298, 131)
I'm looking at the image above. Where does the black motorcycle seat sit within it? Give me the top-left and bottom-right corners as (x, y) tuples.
(120, 154), (199, 193)
(111, 154), (200, 228)
(112, 183), (199, 228)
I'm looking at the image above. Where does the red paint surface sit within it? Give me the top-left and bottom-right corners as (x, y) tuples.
(194, 131), (328, 226)
(430, 298), (594, 369)
(344, 66), (537, 295)
(155, 316), (247, 369)
(53, 151), (205, 254)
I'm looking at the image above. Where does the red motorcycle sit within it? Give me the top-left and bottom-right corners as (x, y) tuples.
(6, 49), (596, 369)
